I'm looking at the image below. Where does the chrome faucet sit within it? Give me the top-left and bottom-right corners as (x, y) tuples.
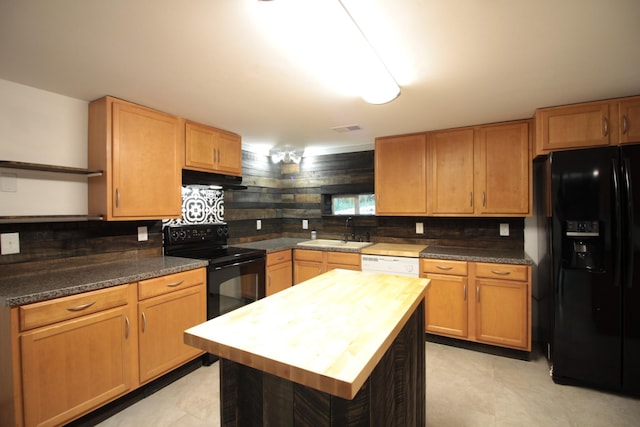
(346, 216), (355, 241)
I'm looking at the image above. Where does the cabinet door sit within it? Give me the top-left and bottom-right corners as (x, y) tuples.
(185, 121), (242, 176)
(475, 278), (528, 350)
(21, 306), (133, 427)
(375, 134), (427, 215)
(428, 128), (475, 215)
(294, 261), (324, 285)
(138, 285), (206, 384)
(267, 261), (293, 296)
(619, 97), (640, 144)
(424, 273), (468, 337)
(476, 122), (530, 215)
(111, 100), (181, 218)
(536, 102), (611, 153)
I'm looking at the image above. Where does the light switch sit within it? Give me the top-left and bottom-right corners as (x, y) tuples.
(302, 219), (309, 230)
(257, 219), (262, 230)
(137, 226), (148, 242)
(1, 232), (20, 255)
(500, 223), (509, 236)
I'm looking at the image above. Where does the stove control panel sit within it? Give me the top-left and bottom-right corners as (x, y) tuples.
(164, 224), (229, 245)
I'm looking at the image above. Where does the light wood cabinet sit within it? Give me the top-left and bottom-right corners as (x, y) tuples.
(374, 134), (427, 215)
(619, 97), (640, 144)
(421, 259), (531, 351)
(473, 263), (530, 349)
(427, 121), (530, 216)
(476, 122), (531, 215)
(88, 96), (182, 220)
(428, 128), (475, 215)
(19, 284), (135, 427)
(422, 259), (468, 338)
(266, 250), (293, 296)
(535, 96), (640, 155)
(185, 120), (242, 176)
(293, 249), (361, 284)
(137, 269), (206, 384)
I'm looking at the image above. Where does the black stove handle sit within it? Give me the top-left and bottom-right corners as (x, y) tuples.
(211, 258), (263, 270)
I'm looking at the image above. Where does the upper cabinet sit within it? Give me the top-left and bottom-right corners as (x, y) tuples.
(185, 120), (242, 176)
(427, 128), (475, 215)
(427, 121), (531, 217)
(88, 96), (183, 220)
(375, 133), (427, 215)
(475, 122), (531, 215)
(535, 95), (640, 156)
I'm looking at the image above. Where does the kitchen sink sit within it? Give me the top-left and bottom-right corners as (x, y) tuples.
(297, 239), (373, 250)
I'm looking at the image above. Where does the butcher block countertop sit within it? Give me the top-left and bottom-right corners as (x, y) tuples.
(361, 243), (428, 257)
(184, 269), (430, 400)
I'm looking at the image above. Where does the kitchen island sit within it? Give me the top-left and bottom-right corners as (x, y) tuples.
(184, 269), (429, 426)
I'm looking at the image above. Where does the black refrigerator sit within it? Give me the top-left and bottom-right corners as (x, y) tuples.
(550, 146), (640, 394)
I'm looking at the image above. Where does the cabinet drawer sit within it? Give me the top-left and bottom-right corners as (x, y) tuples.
(327, 251), (360, 266)
(421, 259), (468, 276)
(19, 284), (129, 332)
(294, 249), (324, 262)
(138, 268), (206, 300)
(267, 250), (292, 266)
(474, 263), (528, 281)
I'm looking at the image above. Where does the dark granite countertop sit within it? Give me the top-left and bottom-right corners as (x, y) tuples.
(420, 246), (532, 265)
(0, 256), (209, 307)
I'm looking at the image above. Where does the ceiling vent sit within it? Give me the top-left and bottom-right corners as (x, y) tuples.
(331, 124), (362, 133)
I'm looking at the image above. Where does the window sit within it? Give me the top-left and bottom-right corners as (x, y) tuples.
(332, 193), (375, 215)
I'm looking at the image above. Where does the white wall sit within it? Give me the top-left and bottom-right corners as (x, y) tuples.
(0, 79), (89, 216)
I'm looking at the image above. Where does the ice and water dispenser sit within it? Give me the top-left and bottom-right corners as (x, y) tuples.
(563, 220), (603, 271)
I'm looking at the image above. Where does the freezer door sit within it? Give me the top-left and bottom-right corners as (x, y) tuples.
(620, 145), (640, 394)
(550, 147), (622, 390)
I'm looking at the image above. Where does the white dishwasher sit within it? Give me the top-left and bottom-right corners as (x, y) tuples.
(360, 244), (428, 278)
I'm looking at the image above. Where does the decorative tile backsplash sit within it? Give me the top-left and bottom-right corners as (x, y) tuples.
(163, 186), (224, 226)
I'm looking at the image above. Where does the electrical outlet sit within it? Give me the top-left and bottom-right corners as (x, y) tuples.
(137, 226), (148, 242)
(256, 219), (262, 230)
(302, 219), (309, 230)
(416, 222), (424, 234)
(500, 223), (510, 236)
(1, 232), (20, 255)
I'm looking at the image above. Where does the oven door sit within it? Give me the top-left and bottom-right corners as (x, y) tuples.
(208, 257), (266, 319)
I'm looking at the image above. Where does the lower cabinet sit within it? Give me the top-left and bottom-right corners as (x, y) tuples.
(421, 259), (531, 351)
(293, 249), (361, 284)
(266, 250), (293, 296)
(137, 269), (206, 384)
(7, 267), (206, 427)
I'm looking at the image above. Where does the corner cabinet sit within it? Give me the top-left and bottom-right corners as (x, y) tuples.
(88, 96), (183, 220)
(374, 134), (427, 215)
(266, 250), (293, 296)
(185, 120), (242, 176)
(421, 259), (531, 351)
(293, 249), (361, 284)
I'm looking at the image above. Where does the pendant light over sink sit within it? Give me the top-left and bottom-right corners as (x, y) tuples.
(254, 0), (401, 104)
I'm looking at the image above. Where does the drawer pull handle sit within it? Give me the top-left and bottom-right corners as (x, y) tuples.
(125, 316), (130, 339)
(436, 265), (453, 270)
(66, 301), (96, 312)
(491, 270), (511, 276)
(166, 280), (184, 288)
(141, 312), (147, 333)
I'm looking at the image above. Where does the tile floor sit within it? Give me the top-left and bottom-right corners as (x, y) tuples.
(97, 342), (640, 427)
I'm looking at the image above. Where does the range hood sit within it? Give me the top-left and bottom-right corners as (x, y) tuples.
(182, 169), (248, 190)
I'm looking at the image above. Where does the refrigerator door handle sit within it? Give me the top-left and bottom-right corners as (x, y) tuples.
(623, 158), (634, 288)
(612, 158), (622, 288)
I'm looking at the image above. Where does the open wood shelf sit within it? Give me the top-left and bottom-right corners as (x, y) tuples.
(0, 160), (102, 176)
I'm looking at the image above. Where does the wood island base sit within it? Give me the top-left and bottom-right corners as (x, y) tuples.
(219, 302), (425, 427)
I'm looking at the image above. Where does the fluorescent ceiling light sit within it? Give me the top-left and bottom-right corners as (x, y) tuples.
(253, 0), (400, 104)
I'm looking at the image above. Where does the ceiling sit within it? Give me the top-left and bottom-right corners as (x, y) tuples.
(1, 0), (640, 156)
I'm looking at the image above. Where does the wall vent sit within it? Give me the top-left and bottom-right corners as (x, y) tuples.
(331, 124), (362, 133)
